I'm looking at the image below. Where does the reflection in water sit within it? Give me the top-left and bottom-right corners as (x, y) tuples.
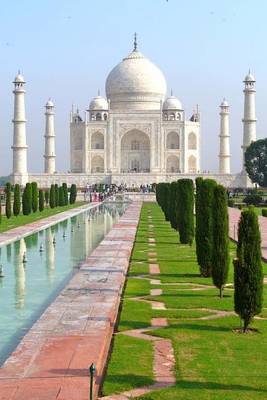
(13, 239), (26, 309)
(45, 228), (55, 283)
(0, 202), (128, 365)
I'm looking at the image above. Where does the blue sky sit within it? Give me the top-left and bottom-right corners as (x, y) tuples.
(0, 0), (266, 175)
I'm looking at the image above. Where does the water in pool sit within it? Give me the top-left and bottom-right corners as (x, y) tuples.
(0, 202), (128, 365)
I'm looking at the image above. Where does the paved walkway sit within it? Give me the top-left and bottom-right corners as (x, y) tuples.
(228, 207), (267, 261)
(0, 202), (142, 400)
(0, 203), (98, 248)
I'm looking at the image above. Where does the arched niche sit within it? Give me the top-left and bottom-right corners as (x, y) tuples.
(188, 132), (197, 150)
(166, 155), (180, 173)
(120, 129), (150, 173)
(167, 131), (180, 149)
(91, 131), (104, 149)
(91, 155), (104, 173)
(188, 155), (197, 173)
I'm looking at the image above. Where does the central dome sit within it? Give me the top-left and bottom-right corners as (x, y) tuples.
(105, 47), (167, 110)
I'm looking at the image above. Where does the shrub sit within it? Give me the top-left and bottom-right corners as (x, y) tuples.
(228, 199), (234, 207)
(234, 208), (263, 332)
(59, 186), (65, 206)
(39, 190), (44, 212)
(243, 194), (262, 206)
(69, 184), (77, 204)
(22, 183), (32, 215)
(176, 179), (194, 245)
(5, 182), (12, 219)
(44, 190), (49, 206)
(195, 178), (217, 277)
(13, 184), (21, 216)
(49, 184), (56, 208)
(212, 185), (229, 297)
(55, 184), (59, 207)
(62, 183), (68, 205)
(31, 182), (38, 213)
(169, 181), (178, 230)
(238, 204), (243, 210)
(262, 209), (267, 217)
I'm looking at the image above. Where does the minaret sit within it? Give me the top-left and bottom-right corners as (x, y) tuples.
(12, 72), (28, 185)
(242, 71), (256, 171)
(44, 99), (56, 174)
(219, 99), (230, 174)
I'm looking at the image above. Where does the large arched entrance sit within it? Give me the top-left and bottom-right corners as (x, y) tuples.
(120, 130), (150, 173)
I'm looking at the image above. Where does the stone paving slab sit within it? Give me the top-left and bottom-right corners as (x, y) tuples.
(149, 264), (160, 275)
(0, 201), (142, 400)
(228, 207), (267, 261)
(0, 203), (97, 248)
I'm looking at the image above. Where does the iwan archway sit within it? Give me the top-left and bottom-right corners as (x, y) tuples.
(120, 130), (150, 173)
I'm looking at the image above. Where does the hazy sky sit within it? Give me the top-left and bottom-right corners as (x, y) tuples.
(0, 0), (266, 175)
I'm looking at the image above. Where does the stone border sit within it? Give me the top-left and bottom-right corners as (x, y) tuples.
(0, 201), (142, 400)
(0, 203), (98, 248)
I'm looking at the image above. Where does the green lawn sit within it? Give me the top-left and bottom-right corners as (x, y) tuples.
(102, 202), (267, 399)
(0, 202), (85, 233)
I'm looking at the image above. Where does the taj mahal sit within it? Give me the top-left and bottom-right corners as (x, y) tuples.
(11, 36), (256, 188)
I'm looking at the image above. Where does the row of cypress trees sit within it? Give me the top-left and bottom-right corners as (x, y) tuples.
(156, 179), (194, 245)
(157, 178), (263, 332)
(1, 182), (77, 221)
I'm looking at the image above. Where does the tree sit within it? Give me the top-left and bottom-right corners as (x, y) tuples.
(62, 183), (68, 205)
(212, 185), (229, 297)
(55, 184), (59, 207)
(176, 179), (194, 245)
(39, 190), (44, 212)
(245, 138), (267, 187)
(0, 197), (2, 223)
(49, 184), (56, 208)
(69, 184), (77, 204)
(22, 183), (32, 215)
(5, 182), (12, 219)
(169, 181), (178, 230)
(45, 190), (49, 206)
(13, 184), (21, 216)
(31, 182), (38, 213)
(234, 208), (263, 332)
(195, 179), (217, 277)
(59, 186), (65, 206)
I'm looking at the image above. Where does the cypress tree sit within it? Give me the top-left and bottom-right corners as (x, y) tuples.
(55, 184), (59, 207)
(234, 208), (263, 332)
(195, 178), (217, 277)
(22, 183), (32, 215)
(31, 182), (38, 213)
(212, 185), (229, 298)
(5, 182), (12, 219)
(62, 183), (68, 205)
(45, 190), (49, 206)
(59, 186), (65, 206)
(13, 184), (21, 216)
(49, 184), (56, 208)
(176, 179), (194, 245)
(169, 181), (178, 230)
(0, 199), (2, 224)
(70, 184), (77, 204)
(39, 190), (44, 212)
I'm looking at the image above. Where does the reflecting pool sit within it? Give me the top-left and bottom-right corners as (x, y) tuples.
(0, 203), (127, 365)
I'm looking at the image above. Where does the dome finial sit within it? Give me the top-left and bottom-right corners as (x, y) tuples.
(171, 88), (173, 96)
(134, 32), (137, 51)
(98, 88), (100, 96)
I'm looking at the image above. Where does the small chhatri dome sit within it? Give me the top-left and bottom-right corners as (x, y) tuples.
(14, 71), (25, 83)
(163, 95), (182, 110)
(46, 99), (54, 107)
(105, 34), (167, 110)
(220, 98), (229, 107)
(244, 71), (255, 82)
(89, 95), (108, 111)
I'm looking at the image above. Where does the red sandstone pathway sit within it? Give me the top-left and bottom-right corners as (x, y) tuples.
(0, 202), (142, 400)
(228, 207), (267, 261)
